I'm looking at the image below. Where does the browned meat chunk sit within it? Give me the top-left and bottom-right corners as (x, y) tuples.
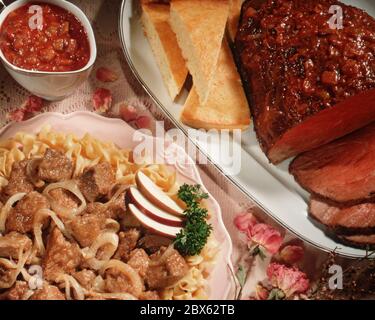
(236, 0), (375, 163)
(3, 160), (34, 197)
(6, 192), (50, 234)
(38, 149), (73, 182)
(79, 162), (115, 202)
(127, 249), (150, 277)
(70, 211), (106, 247)
(0, 281), (29, 300)
(139, 235), (172, 254)
(104, 192), (126, 219)
(49, 188), (79, 209)
(139, 291), (160, 300)
(146, 248), (188, 290)
(73, 269), (96, 290)
(0, 232), (32, 259)
(104, 268), (139, 295)
(30, 284), (65, 300)
(42, 228), (82, 281)
(290, 123), (375, 205)
(114, 229), (141, 261)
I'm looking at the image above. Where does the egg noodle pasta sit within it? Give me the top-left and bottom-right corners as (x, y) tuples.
(0, 127), (218, 300)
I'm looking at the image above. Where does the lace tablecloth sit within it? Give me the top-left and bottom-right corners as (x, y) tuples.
(1, 0), (373, 300)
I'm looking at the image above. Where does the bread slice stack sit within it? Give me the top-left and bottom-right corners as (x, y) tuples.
(141, 1), (188, 100)
(141, 0), (250, 130)
(181, 41), (249, 130)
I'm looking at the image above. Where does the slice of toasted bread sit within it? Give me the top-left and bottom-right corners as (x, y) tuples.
(170, 0), (229, 105)
(181, 40), (250, 130)
(141, 2), (188, 100)
(227, 0), (245, 42)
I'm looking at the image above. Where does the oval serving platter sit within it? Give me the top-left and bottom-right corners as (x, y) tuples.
(0, 111), (234, 300)
(119, 0), (375, 258)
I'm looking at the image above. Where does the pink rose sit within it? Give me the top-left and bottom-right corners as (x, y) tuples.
(96, 67), (118, 82)
(279, 245), (304, 265)
(267, 263), (309, 298)
(120, 104), (138, 122)
(234, 212), (258, 233)
(93, 88), (112, 113)
(249, 224), (283, 255)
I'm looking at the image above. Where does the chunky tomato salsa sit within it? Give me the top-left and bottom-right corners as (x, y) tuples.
(0, 3), (90, 72)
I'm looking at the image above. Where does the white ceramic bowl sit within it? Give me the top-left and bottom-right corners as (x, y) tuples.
(0, 0), (97, 101)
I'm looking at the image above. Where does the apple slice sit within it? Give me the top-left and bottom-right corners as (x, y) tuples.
(127, 187), (184, 227)
(128, 204), (182, 238)
(136, 171), (184, 217)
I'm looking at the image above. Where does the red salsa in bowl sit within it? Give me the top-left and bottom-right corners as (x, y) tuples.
(0, 2), (90, 72)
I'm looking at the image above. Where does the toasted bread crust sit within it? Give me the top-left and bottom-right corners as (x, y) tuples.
(181, 40), (250, 130)
(141, 2), (188, 100)
(170, 0), (229, 104)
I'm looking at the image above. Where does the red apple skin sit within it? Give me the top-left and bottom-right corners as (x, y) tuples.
(126, 189), (185, 227)
(128, 204), (181, 239)
(136, 173), (184, 217)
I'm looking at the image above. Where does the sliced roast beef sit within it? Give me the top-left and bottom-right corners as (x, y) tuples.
(338, 234), (375, 249)
(290, 123), (375, 205)
(235, 0), (375, 164)
(309, 197), (375, 235)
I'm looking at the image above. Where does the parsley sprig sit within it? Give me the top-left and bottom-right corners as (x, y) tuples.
(174, 184), (212, 256)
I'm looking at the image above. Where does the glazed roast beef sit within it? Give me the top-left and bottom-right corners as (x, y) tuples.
(290, 122), (375, 205)
(235, 0), (375, 164)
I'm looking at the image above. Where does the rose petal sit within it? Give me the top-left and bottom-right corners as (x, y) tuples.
(93, 88), (112, 113)
(26, 95), (43, 113)
(135, 115), (151, 129)
(7, 108), (27, 122)
(120, 104), (138, 122)
(234, 212), (258, 233)
(96, 67), (118, 83)
(249, 224), (283, 255)
(279, 245), (304, 265)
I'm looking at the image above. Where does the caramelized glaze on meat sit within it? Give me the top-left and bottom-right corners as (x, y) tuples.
(236, 0), (375, 163)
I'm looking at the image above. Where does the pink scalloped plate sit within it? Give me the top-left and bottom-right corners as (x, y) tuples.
(0, 111), (234, 300)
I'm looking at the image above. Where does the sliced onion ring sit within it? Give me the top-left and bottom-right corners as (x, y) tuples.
(43, 180), (86, 218)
